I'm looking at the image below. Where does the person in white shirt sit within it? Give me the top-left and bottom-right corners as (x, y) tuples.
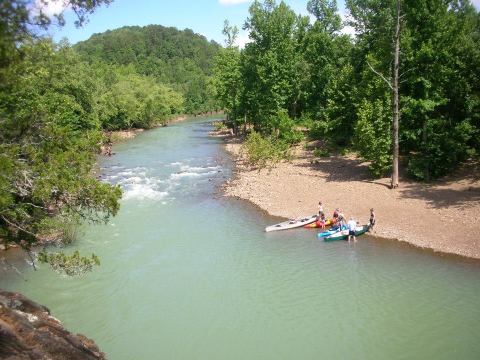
(317, 201), (324, 217)
(347, 217), (357, 243)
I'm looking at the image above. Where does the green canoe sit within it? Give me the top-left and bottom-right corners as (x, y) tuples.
(323, 225), (370, 242)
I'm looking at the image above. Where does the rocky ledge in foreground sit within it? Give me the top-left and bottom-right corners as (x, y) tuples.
(0, 290), (105, 360)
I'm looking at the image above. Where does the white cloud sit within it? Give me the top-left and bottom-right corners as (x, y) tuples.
(235, 31), (251, 48)
(34, 0), (69, 16)
(472, 0), (480, 10)
(339, 9), (356, 37)
(219, 0), (251, 5)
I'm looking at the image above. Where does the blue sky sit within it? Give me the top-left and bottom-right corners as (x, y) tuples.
(43, 0), (479, 46)
(44, 0), (348, 46)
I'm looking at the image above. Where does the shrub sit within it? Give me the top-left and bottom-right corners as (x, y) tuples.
(242, 131), (290, 168)
(213, 121), (228, 131)
(313, 148), (330, 157)
(267, 110), (304, 145)
(354, 99), (392, 177)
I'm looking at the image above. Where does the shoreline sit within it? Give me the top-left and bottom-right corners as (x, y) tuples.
(1, 114), (221, 254)
(100, 113), (225, 157)
(101, 112), (224, 154)
(222, 139), (480, 260)
(102, 114), (190, 148)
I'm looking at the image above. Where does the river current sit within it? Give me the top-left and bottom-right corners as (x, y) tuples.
(1, 117), (479, 359)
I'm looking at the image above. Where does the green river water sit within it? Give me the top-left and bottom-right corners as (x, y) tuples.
(1, 117), (480, 359)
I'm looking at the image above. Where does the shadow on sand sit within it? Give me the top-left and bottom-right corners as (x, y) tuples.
(399, 184), (480, 210)
(296, 153), (480, 209)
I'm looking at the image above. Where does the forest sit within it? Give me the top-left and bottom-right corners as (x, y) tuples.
(74, 25), (221, 115)
(213, 0), (480, 182)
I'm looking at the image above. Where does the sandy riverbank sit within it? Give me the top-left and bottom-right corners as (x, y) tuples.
(223, 140), (480, 259)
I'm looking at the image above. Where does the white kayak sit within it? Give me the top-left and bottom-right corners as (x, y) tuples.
(265, 214), (317, 232)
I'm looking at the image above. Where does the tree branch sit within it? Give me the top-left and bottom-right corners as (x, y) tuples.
(400, 67), (416, 78)
(366, 61), (393, 90)
(0, 215), (38, 239)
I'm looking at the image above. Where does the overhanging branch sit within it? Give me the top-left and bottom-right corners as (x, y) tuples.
(366, 61), (393, 90)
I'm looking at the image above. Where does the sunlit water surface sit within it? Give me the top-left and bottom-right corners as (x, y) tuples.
(1, 117), (479, 359)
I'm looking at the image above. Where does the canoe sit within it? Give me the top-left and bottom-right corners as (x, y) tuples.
(265, 215), (318, 232)
(323, 225), (370, 242)
(316, 225), (347, 239)
(304, 218), (336, 228)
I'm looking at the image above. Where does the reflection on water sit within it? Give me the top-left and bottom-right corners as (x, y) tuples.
(1, 117), (479, 360)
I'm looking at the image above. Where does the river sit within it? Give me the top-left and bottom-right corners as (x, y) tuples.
(1, 116), (479, 359)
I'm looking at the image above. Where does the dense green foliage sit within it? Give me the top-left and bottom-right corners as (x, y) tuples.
(0, 1), (122, 264)
(95, 66), (184, 130)
(38, 250), (100, 276)
(242, 131), (291, 168)
(213, 0), (480, 179)
(0, 39), (122, 248)
(75, 25), (221, 114)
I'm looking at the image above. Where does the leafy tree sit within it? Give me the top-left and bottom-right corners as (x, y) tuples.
(97, 71), (184, 130)
(303, 1), (353, 145)
(0, 40), (122, 248)
(213, 22), (242, 132)
(307, 0), (342, 34)
(347, 0), (479, 182)
(400, 0), (480, 179)
(214, 0), (479, 182)
(0, 1), (121, 273)
(354, 98), (392, 177)
(0, 0), (112, 70)
(242, 0), (299, 130)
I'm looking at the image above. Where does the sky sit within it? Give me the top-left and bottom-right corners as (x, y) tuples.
(41, 0), (348, 47)
(41, 0), (480, 47)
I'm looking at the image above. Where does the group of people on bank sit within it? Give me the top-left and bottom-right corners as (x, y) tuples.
(316, 201), (376, 242)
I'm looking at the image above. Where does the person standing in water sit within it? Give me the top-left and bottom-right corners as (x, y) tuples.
(332, 208), (339, 224)
(317, 212), (327, 229)
(347, 217), (357, 243)
(337, 211), (346, 229)
(369, 208), (376, 232)
(318, 201), (324, 217)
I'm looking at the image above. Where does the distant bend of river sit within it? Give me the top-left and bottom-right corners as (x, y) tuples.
(1, 116), (479, 359)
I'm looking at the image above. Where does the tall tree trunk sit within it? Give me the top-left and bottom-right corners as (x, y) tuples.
(233, 97), (238, 135)
(391, 0), (401, 189)
(422, 119), (430, 181)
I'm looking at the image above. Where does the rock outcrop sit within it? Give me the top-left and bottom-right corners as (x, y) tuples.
(0, 290), (105, 359)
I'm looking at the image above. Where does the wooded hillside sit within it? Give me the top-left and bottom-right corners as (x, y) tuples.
(75, 25), (221, 114)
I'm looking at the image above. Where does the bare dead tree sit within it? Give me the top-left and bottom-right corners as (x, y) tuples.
(366, 0), (402, 189)
(391, 0), (401, 189)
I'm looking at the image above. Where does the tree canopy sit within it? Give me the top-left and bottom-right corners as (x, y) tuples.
(213, 0), (480, 181)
